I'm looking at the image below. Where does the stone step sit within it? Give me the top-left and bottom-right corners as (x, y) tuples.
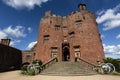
(40, 62), (97, 76)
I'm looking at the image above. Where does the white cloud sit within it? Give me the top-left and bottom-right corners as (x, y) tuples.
(27, 27), (32, 33)
(103, 44), (120, 55)
(101, 34), (105, 39)
(116, 34), (120, 39)
(0, 25), (29, 47)
(2, 0), (50, 10)
(3, 25), (26, 38)
(103, 19), (120, 31)
(10, 40), (21, 46)
(96, 4), (120, 31)
(27, 41), (37, 49)
(96, 9), (105, 16)
(0, 30), (7, 40)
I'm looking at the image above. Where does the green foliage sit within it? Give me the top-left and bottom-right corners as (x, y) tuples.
(21, 65), (27, 71)
(21, 65), (28, 75)
(104, 57), (120, 73)
(104, 57), (113, 63)
(21, 59), (43, 76)
(32, 59), (43, 66)
(21, 70), (27, 75)
(27, 70), (35, 76)
(21, 65), (35, 76)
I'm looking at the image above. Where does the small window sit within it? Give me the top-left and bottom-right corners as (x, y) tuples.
(64, 36), (67, 42)
(51, 47), (58, 58)
(63, 26), (67, 32)
(83, 16), (85, 20)
(74, 46), (80, 57)
(69, 32), (75, 42)
(76, 20), (82, 28)
(50, 20), (52, 24)
(34, 53), (36, 56)
(55, 25), (60, 31)
(44, 35), (49, 44)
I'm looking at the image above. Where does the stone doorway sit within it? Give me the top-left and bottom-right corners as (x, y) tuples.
(62, 43), (70, 61)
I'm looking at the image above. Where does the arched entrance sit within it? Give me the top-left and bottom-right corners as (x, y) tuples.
(62, 43), (70, 61)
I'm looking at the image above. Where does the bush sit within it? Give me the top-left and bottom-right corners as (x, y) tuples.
(21, 65), (28, 75)
(28, 70), (35, 76)
(21, 65), (35, 75)
(21, 70), (27, 75)
(21, 59), (43, 76)
(32, 59), (43, 66)
(21, 65), (27, 71)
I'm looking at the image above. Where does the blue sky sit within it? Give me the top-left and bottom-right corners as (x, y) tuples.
(0, 0), (120, 59)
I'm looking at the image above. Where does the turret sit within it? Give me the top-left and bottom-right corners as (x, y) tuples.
(45, 10), (51, 17)
(78, 4), (86, 11)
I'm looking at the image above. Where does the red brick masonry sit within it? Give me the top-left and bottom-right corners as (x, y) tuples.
(36, 4), (105, 65)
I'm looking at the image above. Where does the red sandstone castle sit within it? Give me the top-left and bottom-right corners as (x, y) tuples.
(36, 4), (104, 65)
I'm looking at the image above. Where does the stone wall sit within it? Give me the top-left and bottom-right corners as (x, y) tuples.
(22, 44), (36, 64)
(22, 50), (35, 64)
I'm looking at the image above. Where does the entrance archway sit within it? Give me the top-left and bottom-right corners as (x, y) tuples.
(62, 43), (70, 61)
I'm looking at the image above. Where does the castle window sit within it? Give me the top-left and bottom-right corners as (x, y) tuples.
(74, 46), (80, 58)
(55, 25), (60, 31)
(44, 35), (49, 44)
(50, 20), (52, 24)
(83, 16), (85, 20)
(63, 26), (67, 32)
(34, 53), (36, 56)
(76, 20), (82, 28)
(64, 36), (67, 42)
(69, 32), (75, 42)
(51, 47), (58, 58)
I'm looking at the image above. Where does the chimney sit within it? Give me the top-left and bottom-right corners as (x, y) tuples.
(78, 4), (86, 11)
(1, 39), (11, 46)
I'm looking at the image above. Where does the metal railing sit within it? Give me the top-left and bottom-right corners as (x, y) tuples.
(41, 57), (58, 71)
(77, 57), (98, 70)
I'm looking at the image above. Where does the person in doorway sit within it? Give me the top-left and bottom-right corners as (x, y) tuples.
(66, 55), (69, 61)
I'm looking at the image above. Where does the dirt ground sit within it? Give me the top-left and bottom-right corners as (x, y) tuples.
(0, 70), (120, 80)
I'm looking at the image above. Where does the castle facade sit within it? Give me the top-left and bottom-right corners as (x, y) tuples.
(36, 4), (104, 65)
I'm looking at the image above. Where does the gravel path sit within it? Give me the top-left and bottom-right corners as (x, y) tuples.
(0, 70), (120, 80)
